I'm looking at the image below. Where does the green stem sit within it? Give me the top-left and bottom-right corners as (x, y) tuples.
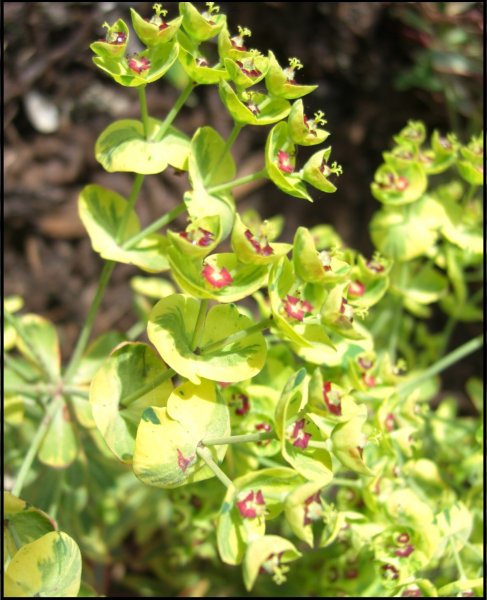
(195, 446), (234, 489)
(307, 440), (330, 450)
(121, 368), (175, 406)
(191, 300), (209, 351)
(4, 384), (88, 399)
(115, 173), (145, 244)
(450, 538), (467, 580)
(203, 430), (276, 446)
(204, 122), (243, 185)
(4, 354), (38, 383)
(4, 312), (55, 382)
(331, 478), (362, 488)
(63, 261), (115, 383)
(389, 263), (408, 362)
(137, 85), (150, 139)
(126, 321), (146, 341)
(206, 168), (267, 195)
(122, 202), (187, 250)
(200, 317), (273, 355)
(12, 394), (64, 497)
(464, 183), (478, 205)
(399, 334), (483, 398)
(157, 81), (195, 140)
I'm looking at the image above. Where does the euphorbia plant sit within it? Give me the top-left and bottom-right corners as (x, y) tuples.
(3, 3), (484, 597)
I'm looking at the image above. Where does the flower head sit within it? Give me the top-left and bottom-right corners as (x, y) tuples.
(149, 3), (169, 28)
(319, 250), (332, 271)
(304, 110), (327, 136)
(202, 263), (233, 288)
(283, 57), (303, 84)
(179, 227), (214, 247)
(102, 22), (127, 44)
(236, 489), (266, 519)
(231, 25), (251, 51)
(255, 422), (272, 446)
(348, 280), (365, 297)
(303, 492), (323, 525)
(277, 150), (294, 174)
(236, 57), (262, 78)
(202, 1), (220, 24)
(259, 551), (289, 584)
(288, 418), (311, 449)
(244, 229), (273, 256)
(323, 381), (342, 416)
(283, 295), (313, 321)
(127, 55), (151, 74)
(234, 393), (250, 416)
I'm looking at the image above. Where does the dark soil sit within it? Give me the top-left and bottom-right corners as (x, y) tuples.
(3, 2), (483, 397)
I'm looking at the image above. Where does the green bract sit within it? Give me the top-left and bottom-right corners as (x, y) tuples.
(219, 81), (291, 126)
(93, 40), (179, 87)
(133, 379), (230, 488)
(148, 294), (267, 383)
(130, 6), (182, 46)
(265, 51), (317, 99)
(179, 1), (226, 42)
(95, 118), (190, 174)
(90, 342), (173, 463)
(79, 184), (170, 272)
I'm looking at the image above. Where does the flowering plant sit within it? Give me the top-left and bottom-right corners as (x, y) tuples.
(4, 3), (483, 597)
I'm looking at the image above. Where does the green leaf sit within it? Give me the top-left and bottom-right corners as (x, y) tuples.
(302, 147), (342, 193)
(293, 226), (352, 284)
(265, 51), (317, 99)
(79, 184), (170, 273)
(436, 502), (473, 552)
(72, 331), (126, 385)
(90, 19), (129, 59)
(217, 467), (302, 565)
(331, 415), (374, 476)
(268, 257), (334, 350)
(184, 187), (235, 241)
(393, 262), (448, 304)
(133, 379), (230, 488)
(265, 122), (312, 201)
(189, 126), (236, 188)
(288, 100), (329, 146)
(130, 7), (182, 46)
(231, 213), (292, 265)
(89, 342), (173, 463)
(284, 481), (324, 547)
(168, 250), (269, 303)
(130, 276), (176, 299)
(179, 1), (227, 42)
(4, 531), (82, 597)
(148, 294), (267, 384)
(371, 162), (427, 206)
(177, 30), (230, 84)
(243, 535), (301, 591)
(95, 118), (190, 174)
(38, 401), (79, 468)
(15, 314), (61, 380)
(219, 81), (291, 126)
(4, 493), (55, 565)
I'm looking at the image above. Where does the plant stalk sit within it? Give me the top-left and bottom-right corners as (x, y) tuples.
(203, 430), (276, 446)
(137, 85), (150, 139)
(398, 334), (483, 398)
(196, 446), (234, 490)
(122, 202), (187, 250)
(206, 168), (267, 195)
(200, 317), (273, 355)
(115, 173), (145, 244)
(11, 394), (64, 497)
(157, 81), (195, 140)
(204, 122), (243, 185)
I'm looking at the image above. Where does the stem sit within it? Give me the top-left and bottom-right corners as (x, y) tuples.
(4, 384), (88, 399)
(450, 538), (467, 580)
(307, 440), (330, 450)
(331, 477), (362, 488)
(157, 81), (195, 140)
(191, 300), (209, 351)
(206, 168), (267, 195)
(399, 334), (483, 398)
(4, 353), (39, 383)
(204, 122), (243, 185)
(122, 202), (187, 250)
(389, 263), (408, 362)
(137, 85), (150, 139)
(464, 183), (478, 206)
(63, 261), (115, 383)
(126, 321), (146, 341)
(12, 394), (64, 497)
(4, 312), (55, 382)
(195, 446), (234, 490)
(115, 173), (145, 244)
(121, 368), (175, 406)
(200, 317), (273, 355)
(203, 431), (276, 446)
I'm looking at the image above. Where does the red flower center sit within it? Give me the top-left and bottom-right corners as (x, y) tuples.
(283, 295), (313, 321)
(202, 264), (233, 288)
(236, 489), (266, 519)
(323, 381), (342, 415)
(277, 150), (294, 174)
(244, 229), (273, 256)
(127, 55), (151, 74)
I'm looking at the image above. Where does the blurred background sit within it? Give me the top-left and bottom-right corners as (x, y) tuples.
(4, 1), (483, 361)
